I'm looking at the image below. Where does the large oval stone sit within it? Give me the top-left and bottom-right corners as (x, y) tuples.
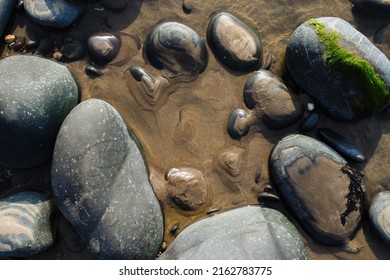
(207, 12), (263, 72)
(369, 191), (390, 248)
(24, 0), (86, 29)
(145, 21), (208, 76)
(0, 55), (79, 168)
(159, 205), (307, 260)
(243, 70), (304, 129)
(52, 99), (164, 260)
(0, 0), (14, 37)
(285, 17), (390, 121)
(269, 134), (365, 245)
(0, 191), (55, 257)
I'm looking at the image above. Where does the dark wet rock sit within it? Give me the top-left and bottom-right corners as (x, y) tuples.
(243, 70), (304, 129)
(318, 128), (366, 163)
(0, 176), (11, 192)
(350, 0), (390, 14)
(166, 167), (208, 211)
(270, 134), (365, 245)
(159, 205), (307, 260)
(36, 37), (54, 56)
(145, 21), (208, 77)
(0, 0), (14, 37)
(299, 111), (320, 132)
(12, 37), (26, 52)
(0, 55), (79, 169)
(62, 42), (86, 61)
(285, 17), (390, 121)
(369, 191), (390, 248)
(52, 99), (164, 260)
(87, 33), (121, 65)
(23, 0), (86, 29)
(207, 12), (263, 72)
(100, 0), (128, 11)
(374, 24), (390, 45)
(380, 104), (390, 119)
(0, 191), (55, 257)
(227, 109), (250, 139)
(85, 65), (103, 77)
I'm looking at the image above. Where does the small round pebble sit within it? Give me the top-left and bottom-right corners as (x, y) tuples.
(369, 191), (390, 248)
(87, 33), (121, 65)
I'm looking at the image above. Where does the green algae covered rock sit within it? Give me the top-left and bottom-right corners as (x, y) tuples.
(285, 17), (390, 121)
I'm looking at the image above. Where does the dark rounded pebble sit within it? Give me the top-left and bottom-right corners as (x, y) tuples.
(207, 12), (262, 72)
(145, 21), (208, 76)
(170, 223), (180, 235)
(85, 65), (103, 77)
(128, 66), (153, 82)
(12, 37), (26, 52)
(227, 109), (250, 139)
(87, 33), (121, 65)
(299, 111), (320, 132)
(318, 128), (366, 163)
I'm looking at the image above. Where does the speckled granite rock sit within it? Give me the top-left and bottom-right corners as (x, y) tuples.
(52, 99), (164, 260)
(159, 205), (307, 260)
(270, 134), (365, 245)
(0, 191), (55, 257)
(0, 55), (79, 168)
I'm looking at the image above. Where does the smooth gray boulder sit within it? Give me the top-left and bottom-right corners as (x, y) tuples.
(159, 205), (307, 260)
(0, 191), (55, 257)
(270, 134), (365, 245)
(52, 99), (164, 260)
(0, 55), (79, 168)
(285, 17), (390, 121)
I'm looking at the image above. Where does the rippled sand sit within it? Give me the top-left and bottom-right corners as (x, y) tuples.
(1, 0), (390, 259)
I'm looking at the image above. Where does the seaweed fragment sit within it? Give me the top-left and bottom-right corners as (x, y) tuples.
(340, 164), (365, 226)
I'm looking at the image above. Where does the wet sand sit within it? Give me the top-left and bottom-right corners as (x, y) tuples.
(1, 0), (390, 259)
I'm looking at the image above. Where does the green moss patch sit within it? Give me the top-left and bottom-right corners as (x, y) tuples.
(308, 19), (389, 116)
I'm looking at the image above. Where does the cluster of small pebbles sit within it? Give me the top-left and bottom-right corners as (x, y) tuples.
(1, 0), (390, 260)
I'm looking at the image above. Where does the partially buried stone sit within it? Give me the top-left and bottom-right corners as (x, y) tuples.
(0, 0), (14, 37)
(227, 109), (250, 139)
(158, 205), (307, 260)
(0, 55), (79, 169)
(285, 17), (390, 120)
(87, 33), (121, 65)
(145, 22), (208, 77)
(166, 167), (208, 211)
(318, 128), (366, 163)
(0, 191), (55, 257)
(369, 191), (390, 248)
(207, 12), (263, 72)
(85, 65), (103, 77)
(23, 0), (86, 29)
(52, 99), (164, 259)
(243, 70), (304, 129)
(269, 134), (365, 245)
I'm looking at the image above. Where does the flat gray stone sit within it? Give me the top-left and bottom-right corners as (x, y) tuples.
(0, 191), (55, 257)
(159, 205), (307, 260)
(52, 99), (164, 260)
(0, 55), (79, 168)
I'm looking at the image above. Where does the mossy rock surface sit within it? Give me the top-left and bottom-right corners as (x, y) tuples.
(285, 17), (390, 121)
